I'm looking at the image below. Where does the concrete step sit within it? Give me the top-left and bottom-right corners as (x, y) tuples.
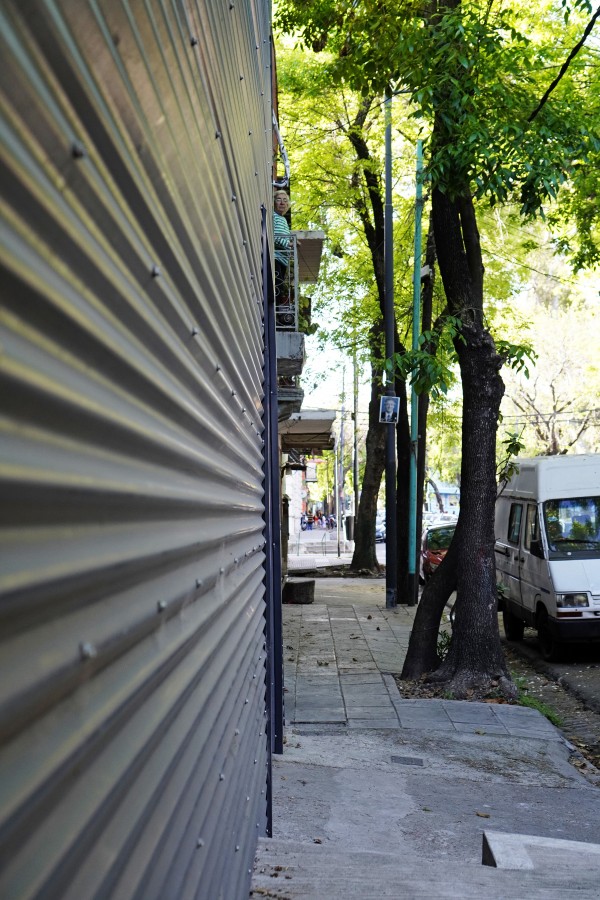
(251, 837), (600, 899)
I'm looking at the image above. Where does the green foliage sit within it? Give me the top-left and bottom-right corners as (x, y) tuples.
(437, 629), (452, 662)
(512, 675), (564, 727)
(494, 338), (537, 379)
(387, 315), (464, 400)
(496, 430), (527, 491)
(276, 0), (600, 233)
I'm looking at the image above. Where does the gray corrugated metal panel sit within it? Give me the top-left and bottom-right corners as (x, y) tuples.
(0, 568), (267, 897)
(1, 0), (273, 897)
(0, 6), (265, 417)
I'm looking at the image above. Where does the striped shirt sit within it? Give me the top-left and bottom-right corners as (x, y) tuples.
(273, 212), (290, 265)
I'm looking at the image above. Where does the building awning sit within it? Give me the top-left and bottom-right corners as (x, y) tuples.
(292, 231), (325, 283)
(279, 409), (336, 452)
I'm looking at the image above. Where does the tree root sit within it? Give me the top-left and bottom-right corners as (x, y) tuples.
(425, 667), (517, 701)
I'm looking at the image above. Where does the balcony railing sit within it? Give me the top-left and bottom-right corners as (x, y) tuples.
(275, 233), (299, 332)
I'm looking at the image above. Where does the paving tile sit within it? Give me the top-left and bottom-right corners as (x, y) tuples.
(443, 704), (499, 723)
(451, 721), (510, 735)
(347, 718), (400, 728)
(344, 705), (397, 717)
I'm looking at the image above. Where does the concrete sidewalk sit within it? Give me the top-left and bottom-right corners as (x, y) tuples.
(251, 577), (600, 899)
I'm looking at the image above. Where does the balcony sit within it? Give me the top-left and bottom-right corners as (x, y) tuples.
(276, 230), (325, 410)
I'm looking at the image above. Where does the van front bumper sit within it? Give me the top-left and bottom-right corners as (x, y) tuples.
(549, 613), (600, 642)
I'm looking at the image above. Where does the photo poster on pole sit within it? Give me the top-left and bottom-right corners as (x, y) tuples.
(379, 395), (399, 424)
(305, 461), (318, 482)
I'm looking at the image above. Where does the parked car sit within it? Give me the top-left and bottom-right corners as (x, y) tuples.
(420, 522), (456, 582)
(375, 519), (386, 543)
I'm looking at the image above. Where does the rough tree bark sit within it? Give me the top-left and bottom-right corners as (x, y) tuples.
(401, 187), (514, 698)
(351, 363), (386, 571)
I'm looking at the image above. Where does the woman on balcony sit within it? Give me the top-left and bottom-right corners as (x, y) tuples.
(273, 189), (291, 298)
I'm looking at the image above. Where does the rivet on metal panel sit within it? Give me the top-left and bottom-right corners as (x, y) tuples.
(157, 600), (167, 612)
(231, 389), (236, 396)
(241, 407), (246, 413)
(197, 838), (205, 848)
(220, 567), (224, 574)
(219, 773), (225, 781)
(243, 240), (247, 246)
(80, 642), (97, 660)
(261, 91), (264, 96)
(234, 558), (239, 564)
(240, 74), (244, 81)
(216, 365), (221, 372)
(235, 846), (240, 852)
(215, 130), (221, 138)
(190, 36), (198, 46)
(229, 2), (234, 8)
(71, 140), (87, 159)
(245, 699), (249, 704)
(191, 326), (199, 336)
(235, 729), (240, 735)
(246, 796), (250, 802)
(231, 194), (237, 201)
(252, 674), (256, 679)
(196, 578), (203, 589)
(261, 790), (265, 795)
(151, 265), (161, 277)
(254, 759), (258, 764)
(248, 130), (252, 135)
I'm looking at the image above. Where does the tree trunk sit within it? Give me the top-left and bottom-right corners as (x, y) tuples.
(401, 537), (458, 678)
(350, 371), (385, 571)
(400, 187), (514, 698)
(429, 322), (514, 698)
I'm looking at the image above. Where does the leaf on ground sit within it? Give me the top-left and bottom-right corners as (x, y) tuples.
(476, 811), (491, 818)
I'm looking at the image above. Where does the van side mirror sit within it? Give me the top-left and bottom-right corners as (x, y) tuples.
(529, 538), (544, 559)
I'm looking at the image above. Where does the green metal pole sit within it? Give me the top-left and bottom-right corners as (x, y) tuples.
(407, 140), (423, 606)
(384, 91), (397, 609)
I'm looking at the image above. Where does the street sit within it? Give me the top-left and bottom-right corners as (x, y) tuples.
(500, 625), (600, 771)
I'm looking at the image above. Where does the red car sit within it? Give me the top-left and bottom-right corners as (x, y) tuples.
(420, 523), (456, 582)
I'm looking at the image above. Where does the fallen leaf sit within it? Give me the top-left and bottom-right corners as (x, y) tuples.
(313, 837), (322, 844)
(476, 812), (491, 818)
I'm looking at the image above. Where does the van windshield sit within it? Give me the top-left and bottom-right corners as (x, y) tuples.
(543, 497), (600, 558)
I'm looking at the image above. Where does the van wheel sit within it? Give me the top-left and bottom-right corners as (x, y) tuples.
(537, 611), (561, 662)
(502, 609), (524, 642)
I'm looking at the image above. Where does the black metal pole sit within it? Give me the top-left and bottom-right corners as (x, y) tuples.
(261, 206), (284, 776)
(384, 91), (397, 609)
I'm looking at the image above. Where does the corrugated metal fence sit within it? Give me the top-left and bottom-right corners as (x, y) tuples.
(0, 1), (274, 897)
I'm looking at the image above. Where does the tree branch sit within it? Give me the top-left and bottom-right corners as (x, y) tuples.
(528, 4), (600, 123)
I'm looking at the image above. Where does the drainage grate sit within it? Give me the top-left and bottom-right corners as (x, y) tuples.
(391, 755), (424, 767)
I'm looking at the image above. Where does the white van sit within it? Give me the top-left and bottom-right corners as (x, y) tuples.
(495, 454), (600, 660)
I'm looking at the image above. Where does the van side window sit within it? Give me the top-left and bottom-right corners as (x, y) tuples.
(524, 505), (539, 550)
(507, 503), (523, 544)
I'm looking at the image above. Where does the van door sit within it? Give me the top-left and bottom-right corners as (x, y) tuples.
(496, 501), (524, 607)
(519, 504), (546, 623)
